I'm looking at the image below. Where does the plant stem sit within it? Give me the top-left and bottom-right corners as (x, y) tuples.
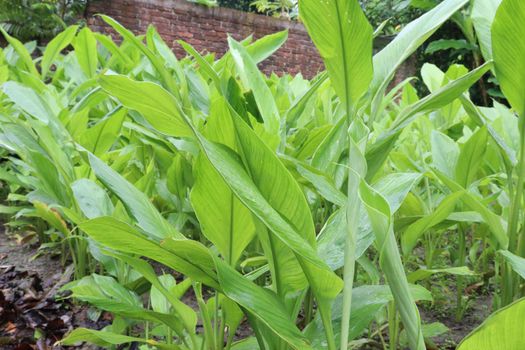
(456, 224), (466, 321)
(388, 301), (399, 350)
(341, 120), (368, 350)
(303, 288), (314, 326)
(319, 303), (337, 350)
(195, 283), (216, 350)
(503, 118), (525, 305)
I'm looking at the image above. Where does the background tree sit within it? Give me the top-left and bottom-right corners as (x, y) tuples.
(0, 0), (87, 42)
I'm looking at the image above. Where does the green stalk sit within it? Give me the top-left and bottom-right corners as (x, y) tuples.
(340, 119), (368, 350)
(194, 283), (216, 350)
(319, 303), (337, 350)
(388, 301), (399, 350)
(303, 288), (314, 326)
(214, 293), (224, 350)
(503, 118), (525, 305)
(339, 210), (357, 350)
(456, 224), (466, 321)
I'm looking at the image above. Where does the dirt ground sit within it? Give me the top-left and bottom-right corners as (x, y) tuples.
(0, 233), (104, 350)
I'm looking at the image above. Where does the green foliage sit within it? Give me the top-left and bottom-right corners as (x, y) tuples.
(457, 297), (525, 349)
(1, 0), (525, 349)
(0, 0), (87, 42)
(360, 0), (424, 35)
(218, 0), (253, 11)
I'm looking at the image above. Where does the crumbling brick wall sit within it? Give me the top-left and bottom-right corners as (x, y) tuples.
(86, 0), (325, 78)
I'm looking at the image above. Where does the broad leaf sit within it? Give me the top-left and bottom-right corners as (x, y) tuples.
(79, 217), (219, 289)
(499, 250), (525, 280)
(41, 25), (78, 78)
(0, 27), (39, 77)
(300, 0), (373, 114)
(88, 152), (181, 239)
(214, 257), (312, 350)
(370, 0), (468, 113)
(457, 297), (525, 349)
(304, 284), (432, 348)
(492, 0), (525, 116)
(99, 74), (192, 138)
(402, 192), (463, 254)
(472, 0), (501, 61)
(359, 180), (425, 350)
(228, 37), (280, 137)
(71, 179), (114, 219)
(455, 126), (488, 187)
(60, 328), (180, 350)
(73, 27), (98, 79)
(191, 104), (256, 266)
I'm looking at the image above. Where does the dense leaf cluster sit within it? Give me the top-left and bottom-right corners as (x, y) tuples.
(1, 0), (525, 349)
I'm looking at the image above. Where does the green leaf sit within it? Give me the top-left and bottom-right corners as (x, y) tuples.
(499, 250), (525, 280)
(2, 82), (53, 124)
(99, 15), (178, 95)
(99, 74), (193, 138)
(424, 39), (476, 54)
(431, 130), (459, 179)
(42, 25), (78, 78)
(245, 30), (288, 64)
(492, 0), (525, 116)
(73, 27), (98, 79)
(214, 257), (313, 350)
(297, 163), (346, 206)
(408, 266), (476, 283)
(400, 322), (449, 348)
(228, 37), (280, 136)
(455, 126), (488, 187)
(59, 328), (181, 350)
(78, 107), (126, 156)
(94, 33), (134, 66)
(106, 252), (197, 335)
(402, 192), (463, 254)
(79, 217), (219, 289)
(0, 27), (39, 77)
(231, 338), (259, 350)
(179, 40), (221, 89)
(433, 169), (508, 249)
(191, 99), (256, 266)
(71, 179), (114, 219)
(370, 0), (468, 110)
(29, 151), (70, 206)
(304, 284), (432, 348)
(300, 0), (373, 114)
(195, 105), (342, 301)
(393, 62), (492, 133)
(88, 152), (182, 239)
(317, 173), (421, 270)
(359, 180), (425, 350)
(64, 274), (183, 333)
(472, 0), (501, 61)
(366, 62), (492, 179)
(457, 297), (525, 349)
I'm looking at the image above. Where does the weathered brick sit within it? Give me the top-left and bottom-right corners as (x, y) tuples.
(86, 0), (324, 78)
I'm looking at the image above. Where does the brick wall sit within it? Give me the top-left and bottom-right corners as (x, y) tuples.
(86, 0), (325, 78)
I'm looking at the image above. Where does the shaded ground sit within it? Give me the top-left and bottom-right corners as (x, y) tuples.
(0, 233), (103, 350)
(419, 293), (491, 349)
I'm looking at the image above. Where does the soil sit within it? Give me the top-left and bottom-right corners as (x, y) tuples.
(0, 232), (104, 350)
(419, 292), (492, 349)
